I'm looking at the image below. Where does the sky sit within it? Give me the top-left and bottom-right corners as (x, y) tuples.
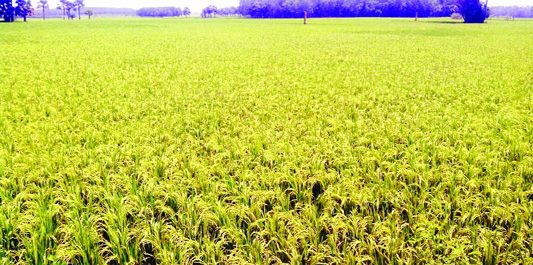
(488, 0), (533, 6)
(45, 0), (532, 12)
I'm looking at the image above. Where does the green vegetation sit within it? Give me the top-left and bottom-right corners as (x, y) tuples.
(1, 18), (532, 264)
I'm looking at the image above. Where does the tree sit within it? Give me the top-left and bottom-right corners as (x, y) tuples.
(37, 0), (47, 19)
(0, 0), (15, 22)
(15, 0), (32, 21)
(74, 0), (83, 19)
(64, 0), (74, 19)
(202, 5), (217, 18)
(250, 2), (269, 18)
(183, 7), (190, 17)
(57, 0), (74, 20)
(84, 8), (92, 19)
(454, 0), (487, 23)
(57, 0), (66, 19)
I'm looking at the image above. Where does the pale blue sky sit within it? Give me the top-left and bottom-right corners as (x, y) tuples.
(46, 0), (532, 12)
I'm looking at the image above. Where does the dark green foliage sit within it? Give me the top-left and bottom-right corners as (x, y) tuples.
(238, 0), (489, 22)
(0, 0), (32, 22)
(0, 0), (15, 22)
(456, 0), (487, 23)
(15, 0), (32, 21)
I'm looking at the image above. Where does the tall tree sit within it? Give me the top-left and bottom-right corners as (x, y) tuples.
(0, 0), (15, 22)
(64, 0), (74, 19)
(57, 0), (66, 19)
(74, 0), (83, 19)
(57, 0), (75, 20)
(37, 0), (47, 19)
(15, 0), (32, 21)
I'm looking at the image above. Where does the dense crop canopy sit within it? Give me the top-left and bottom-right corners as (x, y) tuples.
(0, 18), (532, 264)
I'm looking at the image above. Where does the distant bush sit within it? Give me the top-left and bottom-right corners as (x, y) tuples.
(504, 15), (514, 21)
(451, 13), (463, 20)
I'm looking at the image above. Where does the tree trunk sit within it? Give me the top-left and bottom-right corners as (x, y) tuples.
(23, 15), (26, 22)
(63, 8), (65, 20)
(78, 7), (80, 19)
(43, 7), (45, 20)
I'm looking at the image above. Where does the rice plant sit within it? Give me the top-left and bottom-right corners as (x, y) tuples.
(0, 17), (532, 264)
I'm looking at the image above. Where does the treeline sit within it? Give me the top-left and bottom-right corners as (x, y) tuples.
(136, 7), (191, 17)
(33, 7), (137, 18)
(238, 0), (457, 18)
(2, 0), (137, 21)
(490, 6), (533, 18)
(201, 6), (240, 17)
(137, 6), (239, 18)
(218, 7), (239, 16)
(202, 6), (240, 17)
